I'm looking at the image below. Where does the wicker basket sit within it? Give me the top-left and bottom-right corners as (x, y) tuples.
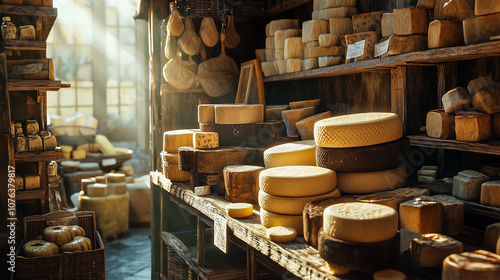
(14, 211), (105, 280)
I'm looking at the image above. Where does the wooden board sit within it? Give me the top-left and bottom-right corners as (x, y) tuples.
(7, 59), (54, 80)
(8, 80), (64, 91)
(15, 147), (61, 162)
(409, 134), (500, 156)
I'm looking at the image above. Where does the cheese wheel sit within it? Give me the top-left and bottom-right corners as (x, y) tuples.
(163, 129), (195, 153)
(463, 13), (500, 45)
(87, 183), (108, 197)
(399, 196), (443, 234)
(473, 83), (500, 115)
(442, 250), (500, 280)
(314, 113), (403, 148)
(481, 181), (500, 207)
(410, 233), (463, 268)
(259, 188), (340, 215)
(162, 152), (179, 164)
(81, 178), (95, 194)
(78, 162), (99, 171)
(284, 37), (303, 59)
(443, 0), (474, 22)
(226, 203), (253, 218)
(214, 104), (264, 124)
(95, 176), (106, 183)
(198, 104), (215, 123)
(266, 37), (275, 49)
(336, 165), (407, 194)
(384, 35), (428, 56)
(373, 269), (406, 280)
(260, 209), (303, 235)
(303, 41), (320, 59)
(163, 162), (190, 182)
(224, 165), (264, 204)
(308, 46), (344, 58)
(259, 166), (336, 197)
(275, 49), (284, 60)
(267, 226), (297, 243)
(263, 140), (316, 168)
(323, 202), (398, 243)
(345, 31), (379, 62)
(475, 0), (500, 16)
(265, 49), (276, 62)
(107, 173), (126, 183)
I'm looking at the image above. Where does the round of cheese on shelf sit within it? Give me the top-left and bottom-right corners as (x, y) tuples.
(107, 173), (126, 183)
(314, 112), (403, 148)
(198, 104), (215, 123)
(163, 129), (196, 153)
(163, 162), (190, 182)
(87, 183), (108, 197)
(226, 203), (253, 218)
(410, 233), (463, 268)
(267, 226), (297, 243)
(162, 152), (179, 164)
(107, 182), (127, 195)
(263, 140), (316, 168)
(260, 208), (303, 235)
(373, 269), (406, 280)
(323, 202), (398, 243)
(214, 104), (264, 124)
(259, 188), (340, 215)
(259, 166), (336, 197)
(336, 165), (407, 194)
(442, 250), (500, 280)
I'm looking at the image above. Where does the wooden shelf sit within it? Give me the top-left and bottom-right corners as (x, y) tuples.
(265, 0), (311, 18)
(0, 4), (57, 17)
(4, 40), (46, 51)
(15, 147), (61, 162)
(160, 83), (205, 94)
(8, 80), (70, 91)
(408, 134), (500, 156)
(16, 188), (45, 201)
(264, 40), (500, 82)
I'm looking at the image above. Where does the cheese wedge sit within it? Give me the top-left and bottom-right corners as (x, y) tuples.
(426, 109), (455, 139)
(303, 41), (319, 59)
(260, 209), (303, 235)
(485, 223), (500, 250)
(268, 19), (299, 37)
(214, 104), (264, 124)
(442, 250), (500, 280)
(452, 170), (489, 200)
(302, 58), (319, 70)
(226, 203), (253, 218)
(263, 140), (316, 168)
(385, 35), (428, 56)
(319, 33), (339, 47)
(296, 111), (332, 140)
(468, 75), (495, 96)
(312, 7), (357, 20)
(302, 20), (328, 43)
(481, 181), (500, 207)
(282, 107), (316, 136)
(381, 13), (394, 38)
(455, 111), (492, 142)
(289, 99), (321, 110)
(259, 188), (340, 215)
(352, 11), (385, 37)
(329, 18), (353, 35)
(265, 105), (290, 121)
(399, 196), (443, 234)
(463, 13), (500, 45)
(336, 165), (407, 194)
(417, 0), (436, 9)
(442, 87), (472, 113)
(428, 20), (464, 49)
(475, 0), (500, 16)
(432, 195), (464, 236)
(313, 0), (356, 10)
(345, 31), (378, 62)
(393, 7), (428, 35)
(410, 233), (463, 268)
(443, 0), (474, 22)
(473, 84), (500, 114)
(267, 226), (297, 243)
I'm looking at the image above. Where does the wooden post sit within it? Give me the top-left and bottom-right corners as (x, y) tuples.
(437, 62), (459, 109)
(246, 245), (258, 280)
(197, 215), (206, 267)
(391, 66), (407, 135)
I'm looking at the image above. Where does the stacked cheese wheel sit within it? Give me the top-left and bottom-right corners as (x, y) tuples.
(258, 166), (339, 235)
(162, 129), (195, 182)
(314, 112), (408, 194)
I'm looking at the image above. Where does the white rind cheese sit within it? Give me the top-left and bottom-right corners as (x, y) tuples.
(302, 20), (328, 43)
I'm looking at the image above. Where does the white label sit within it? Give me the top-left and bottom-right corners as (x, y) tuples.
(346, 40), (365, 60)
(214, 214), (227, 253)
(102, 158), (117, 166)
(374, 40), (390, 58)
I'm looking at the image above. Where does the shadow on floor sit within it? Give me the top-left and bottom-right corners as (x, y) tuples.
(105, 227), (151, 280)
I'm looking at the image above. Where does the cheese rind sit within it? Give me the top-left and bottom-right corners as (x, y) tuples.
(275, 30), (285, 49)
(282, 107), (316, 136)
(163, 162), (190, 182)
(336, 165), (407, 194)
(193, 132), (219, 149)
(480, 181), (500, 207)
(312, 7), (357, 20)
(385, 35), (428, 56)
(303, 41), (320, 58)
(268, 19), (300, 37)
(24, 174), (40, 190)
(455, 111), (492, 142)
(318, 56), (343, 67)
(410, 233), (463, 268)
(352, 11), (385, 37)
(468, 76), (495, 97)
(452, 170), (489, 200)
(426, 109), (455, 139)
(198, 104), (215, 123)
(163, 129), (195, 153)
(473, 84), (500, 114)
(442, 87), (472, 113)
(319, 34), (339, 47)
(323, 202), (398, 243)
(214, 104), (264, 124)
(393, 7), (428, 35)
(442, 250), (500, 280)
(226, 203), (254, 218)
(428, 20), (464, 49)
(302, 58), (319, 70)
(475, 0), (500, 16)
(261, 61), (278, 77)
(286, 58), (302, 73)
(267, 226), (297, 243)
(28, 135), (43, 152)
(463, 13), (500, 45)
(42, 135), (57, 151)
(399, 197), (443, 234)
(260, 209), (303, 235)
(329, 18), (353, 36)
(263, 140), (316, 168)
(443, 0), (474, 22)
(381, 13), (394, 38)
(302, 20), (328, 43)
(259, 188), (340, 215)
(224, 165), (263, 203)
(296, 111), (332, 140)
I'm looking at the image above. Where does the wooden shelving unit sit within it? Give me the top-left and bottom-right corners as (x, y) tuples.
(16, 188), (45, 201)
(408, 135), (500, 156)
(15, 147), (61, 162)
(4, 40), (46, 51)
(8, 80), (70, 91)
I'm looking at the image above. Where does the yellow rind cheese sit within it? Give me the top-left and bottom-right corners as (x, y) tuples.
(263, 140), (317, 168)
(336, 165), (407, 194)
(267, 226), (297, 243)
(260, 208), (303, 235)
(258, 188), (340, 215)
(226, 203), (253, 218)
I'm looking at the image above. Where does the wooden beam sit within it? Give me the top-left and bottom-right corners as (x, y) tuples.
(391, 66), (407, 134)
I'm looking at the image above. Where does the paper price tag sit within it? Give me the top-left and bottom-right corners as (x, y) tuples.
(102, 158), (117, 166)
(374, 39), (390, 58)
(214, 214), (227, 253)
(346, 40), (365, 60)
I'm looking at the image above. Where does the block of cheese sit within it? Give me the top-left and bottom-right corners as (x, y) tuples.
(87, 183), (108, 197)
(296, 111), (332, 140)
(95, 176), (106, 183)
(25, 120), (39, 135)
(198, 104), (215, 123)
(417, 0), (436, 9)
(492, 113), (500, 139)
(162, 152), (179, 164)
(266, 37), (275, 49)
(255, 49), (265, 62)
(357, 192), (406, 211)
(268, 19), (299, 37)
(385, 35), (428, 56)
(399, 196), (443, 234)
(410, 233), (463, 268)
(418, 169), (437, 177)
(284, 28), (301, 40)
(418, 175), (436, 183)
(267, 226), (297, 243)
(215, 104), (264, 124)
(443, 0), (474, 22)
(265, 105), (290, 121)
(481, 181), (500, 207)
(315, 112), (403, 148)
(224, 165), (264, 204)
(455, 111), (492, 142)
(274, 29), (285, 49)
(473, 84), (500, 114)
(163, 129), (195, 153)
(72, 149), (86, 160)
(428, 20), (464, 49)
(193, 132), (219, 149)
(275, 49), (284, 60)
(393, 7), (428, 35)
(290, 99), (321, 111)
(107, 173), (126, 183)
(463, 13), (500, 45)
(442, 87), (472, 113)
(318, 56), (343, 67)
(317, 137), (410, 172)
(434, 0), (447, 20)
(329, 18), (353, 36)
(265, 23), (270, 37)
(485, 223), (500, 249)
(313, 0), (356, 10)
(95, 134), (117, 155)
(302, 58), (319, 70)
(163, 162), (190, 182)
(259, 188), (340, 215)
(265, 49), (276, 62)
(282, 107), (316, 136)
(345, 31), (378, 61)
(319, 34), (339, 47)
(42, 135), (57, 151)
(352, 11), (385, 36)
(303, 41), (319, 58)
(308, 46), (344, 58)
(28, 135), (42, 152)
(226, 203), (253, 218)
(323, 202), (398, 243)
(468, 75), (495, 96)
(19, 25), (35, 40)
(275, 60), (286, 74)
(286, 58), (302, 73)
(481, 163), (500, 180)
(108, 182), (127, 195)
(259, 165), (336, 197)
(452, 170), (489, 200)
(24, 174), (40, 190)
(81, 178), (95, 194)
(260, 209), (303, 235)
(442, 250), (500, 280)
(261, 61), (278, 77)
(432, 195), (464, 236)
(312, 7), (357, 20)
(194, 185), (210, 196)
(263, 140), (316, 168)
(373, 270), (406, 280)
(15, 176), (23, 190)
(475, 0), (500, 16)
(284, 37), (303, 59)
(381, 13), (394, 38)
(302, 20), (328, 43)
(336, 165), (407, 194)
(426, 109), (456, 139)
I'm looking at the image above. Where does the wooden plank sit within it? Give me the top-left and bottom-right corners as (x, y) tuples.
(197, 216), (206, 267)
(0, 52), (10, 134)
(15, 147), (61, 162)
(391, 66), (407, 134)
(409, 134), (500, 156)
(8, 80), (62, 91)
(16, 188), (45, 201)
(246, 245), (258, 280)
(4, 40), (46, 51)
(7, 59), (54, 80)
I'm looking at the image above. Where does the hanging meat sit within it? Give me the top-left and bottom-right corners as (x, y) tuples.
(167, 8), (184, 36)
(223, 15), (240, 49)
(199, 17), (219, 47)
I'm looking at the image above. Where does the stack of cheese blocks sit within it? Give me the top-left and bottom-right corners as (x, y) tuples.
(14, 173), (40, 191)
(83, 173), (129, 197)
(426, 75), (500, 143)
(417, 165), (438, 183)
(11, 120), (58, 154)
(314, 112), (407, 194)
(162, 129), (196, 182)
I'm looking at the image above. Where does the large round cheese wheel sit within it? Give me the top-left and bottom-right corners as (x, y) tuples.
(260, 209), (303, 235)
(323, 202), (398, 243)
(163, 129), (196, 153)
(263, 140), (316, 168)
(442, 250), (500, 280)
(259, 188), (340, 215)
(314, 112), (403, 148)
(336, 165), (407, 194)
(259, 166), (336, 197)
(214, 104), (264, 124)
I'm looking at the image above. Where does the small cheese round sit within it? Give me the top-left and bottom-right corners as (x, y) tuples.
(267, 226), (297, 243)
(259, 188), (340, 215)
(163, 129), (196, 153)
(87, 183), (108, 197)
(323, 202), (398, 243)
(263, 140), (316, 168)
(260, 209), (303, 235)
(259, 166), (336, 197)
(226, 203), (253, 218)
(442, 250), (500, 280)
(106, 173), (126, 183)
(214, 104), (264, 124)
(336, 165), (407, 194)
(373, 269), (406, 280)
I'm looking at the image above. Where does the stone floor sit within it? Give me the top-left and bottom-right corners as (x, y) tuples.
(105, 227), (151, 280)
